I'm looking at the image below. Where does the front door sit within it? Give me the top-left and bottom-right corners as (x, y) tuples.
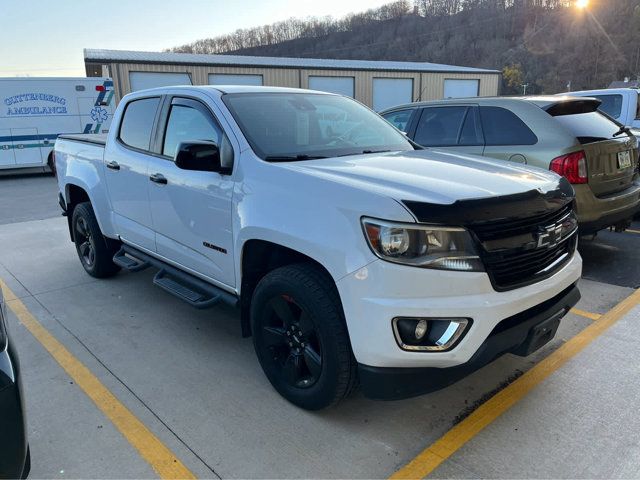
(147, 96), (236, 287)
(104, 96), (161, 252)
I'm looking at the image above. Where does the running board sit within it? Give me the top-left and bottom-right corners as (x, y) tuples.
(113, 248), (150, 272)
(113, 244), (238, 309)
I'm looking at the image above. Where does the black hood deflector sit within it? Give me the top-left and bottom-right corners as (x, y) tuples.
(403, 177), (574, 226)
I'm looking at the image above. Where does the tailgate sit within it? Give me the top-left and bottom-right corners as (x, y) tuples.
(582, 136), (638, 197)
(546, 99), (639, 197)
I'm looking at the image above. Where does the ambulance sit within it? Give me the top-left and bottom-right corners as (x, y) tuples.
(0, 77), (115, 173)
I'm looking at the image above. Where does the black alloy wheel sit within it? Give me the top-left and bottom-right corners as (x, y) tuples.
(261, 294), (323, 389)
(72, 202), (121, 278)
(75, 216), (96, 268)
(251, 263), (357, 410)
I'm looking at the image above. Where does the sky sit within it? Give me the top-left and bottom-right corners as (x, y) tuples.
(0, 0), (393, 77)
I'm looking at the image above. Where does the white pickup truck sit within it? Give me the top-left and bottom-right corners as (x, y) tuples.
(54, 86), (582, 410)
(564, 88), (640, 132)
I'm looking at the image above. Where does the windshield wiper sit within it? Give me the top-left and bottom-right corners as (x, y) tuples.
(264, 154), (329, 162)
(613, 125), (631, 137)
(337, 149), (393, 157)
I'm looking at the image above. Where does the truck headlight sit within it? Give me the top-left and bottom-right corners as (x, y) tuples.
(362, 218), (484, 271)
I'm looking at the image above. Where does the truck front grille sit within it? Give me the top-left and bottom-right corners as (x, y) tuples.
(467, 204), (577, 291)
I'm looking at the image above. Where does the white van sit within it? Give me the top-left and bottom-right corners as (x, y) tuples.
(0, 77), (115, 173)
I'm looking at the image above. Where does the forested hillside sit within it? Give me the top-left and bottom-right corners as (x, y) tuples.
(171, 0), (640, 94)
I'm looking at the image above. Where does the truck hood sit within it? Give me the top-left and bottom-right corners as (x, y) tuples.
(278, 149), (564, 205)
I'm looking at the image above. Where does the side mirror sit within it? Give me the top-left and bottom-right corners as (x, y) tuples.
(174, 141), (226, 173)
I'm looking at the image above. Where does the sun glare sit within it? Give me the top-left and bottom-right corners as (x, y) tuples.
(576, 0), (589, 9)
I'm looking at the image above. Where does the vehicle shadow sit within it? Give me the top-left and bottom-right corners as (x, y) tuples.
(579, 224), (640, 288)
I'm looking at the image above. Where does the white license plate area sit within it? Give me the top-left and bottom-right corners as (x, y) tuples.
(617, 150), (632, 169)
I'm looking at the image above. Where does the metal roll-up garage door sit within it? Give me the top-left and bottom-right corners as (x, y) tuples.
(129, 72), (192, 92)
(443, 79), (480, 98)
(209, 74), (263, 86)
(308, 76), (354, 97)
(372, 78), (413, 111)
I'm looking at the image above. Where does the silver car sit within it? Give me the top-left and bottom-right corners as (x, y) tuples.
(381, 96), (640, 233)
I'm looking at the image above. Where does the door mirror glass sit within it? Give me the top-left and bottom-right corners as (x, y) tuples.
(174, 141), (224, 173)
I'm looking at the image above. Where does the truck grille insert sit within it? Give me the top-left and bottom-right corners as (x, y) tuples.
(468, 204), (577, 291)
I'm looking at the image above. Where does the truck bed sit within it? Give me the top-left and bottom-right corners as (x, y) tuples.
(57, 133), (107, 146)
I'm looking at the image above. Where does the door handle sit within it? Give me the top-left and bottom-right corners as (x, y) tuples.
(149, 173), (168, 185)
(106, 160), (120, 171)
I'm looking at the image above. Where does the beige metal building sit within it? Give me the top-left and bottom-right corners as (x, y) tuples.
(85, 48), (500, 111)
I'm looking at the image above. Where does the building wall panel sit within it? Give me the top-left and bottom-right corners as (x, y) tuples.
(101, 61), (500, 107)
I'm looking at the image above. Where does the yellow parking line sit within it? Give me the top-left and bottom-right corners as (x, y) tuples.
(627, 229), (640, 234)
(390, 287), (640, 480)
(570, 308), (601, 321)
(0, 278), (196, 480)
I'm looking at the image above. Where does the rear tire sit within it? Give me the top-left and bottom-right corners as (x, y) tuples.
(72, 202), (120, 278)
(251, 263), (357, 410)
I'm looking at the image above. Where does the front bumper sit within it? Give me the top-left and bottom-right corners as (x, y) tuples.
(574, 181), (640, 233)
(358, 284), (580, 400)
(336, 252), (582, 369)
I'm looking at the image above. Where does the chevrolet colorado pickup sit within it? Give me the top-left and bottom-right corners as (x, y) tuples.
(54, 86), (582, 410)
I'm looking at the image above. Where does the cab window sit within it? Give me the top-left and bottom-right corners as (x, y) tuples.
(592, 94), (623, 119)
(119, 97), (161, 151)
(161, 99), (234, 170)
(162, 104), (222, 158)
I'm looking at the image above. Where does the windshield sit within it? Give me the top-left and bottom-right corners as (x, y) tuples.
(222, 92), (415, 160)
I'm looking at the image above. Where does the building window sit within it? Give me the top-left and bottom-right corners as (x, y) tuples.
(118, 97), (161, 151)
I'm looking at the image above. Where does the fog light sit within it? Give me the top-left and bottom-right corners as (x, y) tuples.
(392, 317), (471, 352)
(414, 319), (428, 340)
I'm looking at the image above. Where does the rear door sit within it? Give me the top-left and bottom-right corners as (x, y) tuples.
(104, 96), (162, 251)
(549, 104), (638, 197)
(411, 105), (484, 155)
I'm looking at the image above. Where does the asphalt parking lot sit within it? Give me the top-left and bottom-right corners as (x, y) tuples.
(1, 173), (640, 479)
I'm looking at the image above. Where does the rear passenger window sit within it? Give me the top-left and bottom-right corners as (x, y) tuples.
(414, 106), (468, 146)
(119, 97), (160, 151)
(382, 109), (413, 132)
(479, 106), (537, 146)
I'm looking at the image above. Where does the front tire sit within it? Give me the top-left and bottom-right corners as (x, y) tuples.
(72, 202), (120, 278)
(251, 263), (357, 410)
